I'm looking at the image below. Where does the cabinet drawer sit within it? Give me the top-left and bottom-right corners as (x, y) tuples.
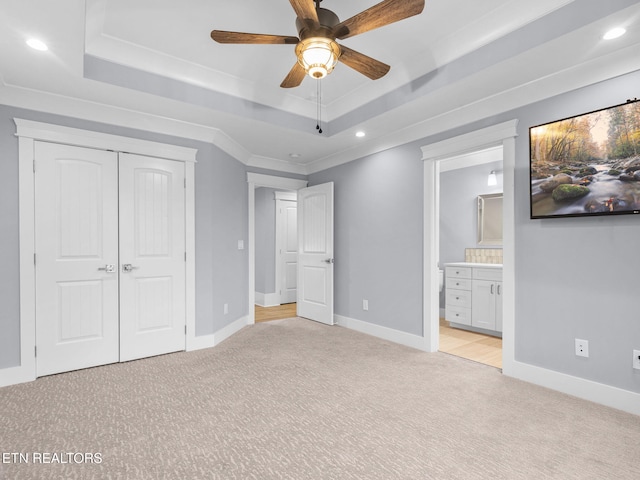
(473, 267), (502, 281)
(446, 277), (472, 291)
(445, 306), (471, 326)
(446, 266), (471, 279)
(446, 288), (471, 308)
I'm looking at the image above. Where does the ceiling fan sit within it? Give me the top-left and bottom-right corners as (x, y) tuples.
(210, 0), (425, 88)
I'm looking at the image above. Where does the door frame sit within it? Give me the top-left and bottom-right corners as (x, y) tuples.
(247, 173), (308, 324)
(421, 120), (517, 375)
(13, 119), (197, 385)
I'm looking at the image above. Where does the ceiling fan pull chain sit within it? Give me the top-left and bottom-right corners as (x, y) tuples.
(316, 79), (323, 134)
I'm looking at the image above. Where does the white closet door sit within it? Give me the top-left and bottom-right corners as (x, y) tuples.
(35, 142), (119, 376)
(277, 198), (298, 304)
(118, 153), (186, 362)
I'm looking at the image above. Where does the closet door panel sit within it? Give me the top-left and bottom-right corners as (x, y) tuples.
(119, 153), (186, 361)
(34, 142), (119, 376)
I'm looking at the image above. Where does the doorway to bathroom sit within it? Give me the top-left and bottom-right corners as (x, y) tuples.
(438, 147), (503, 368)
(422, 120), (517, 374)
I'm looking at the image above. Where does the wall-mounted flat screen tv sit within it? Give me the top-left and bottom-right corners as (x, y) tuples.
(530, 99), (640, 219)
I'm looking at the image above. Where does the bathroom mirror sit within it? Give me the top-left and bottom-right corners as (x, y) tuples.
(478, 193), (503, 245)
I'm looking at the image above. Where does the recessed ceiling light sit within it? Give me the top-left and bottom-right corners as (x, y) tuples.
(355, 131), (365, 138)
(289, 153), (301, 158)
(603, 27), (626, 40)
(26, 38), (48, 51)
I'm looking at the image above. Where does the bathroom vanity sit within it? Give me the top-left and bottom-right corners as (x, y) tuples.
(445, 262), (502, 336)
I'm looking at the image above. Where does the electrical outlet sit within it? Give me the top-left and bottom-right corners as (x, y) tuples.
(575, 339), (589, 358)
(362, 299), (369, 311)
(633, 350), (640, 370)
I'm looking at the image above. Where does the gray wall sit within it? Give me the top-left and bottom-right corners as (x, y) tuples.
(440, 160), (503, 266)
(311, 67), (640, 394)
(309, 144), (424, 336)
(0, 105), (249, 368)
(255, 187), (277, 296)
(195, 141), (249, 336)
(0, 109), (21, 368)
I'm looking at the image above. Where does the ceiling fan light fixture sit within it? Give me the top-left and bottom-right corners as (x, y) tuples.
(296, 37), (340, 79)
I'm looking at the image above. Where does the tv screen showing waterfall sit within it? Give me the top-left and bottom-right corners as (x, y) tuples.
(529, 99), (640, 219)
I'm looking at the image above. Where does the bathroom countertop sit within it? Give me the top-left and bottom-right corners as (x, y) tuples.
(444, 262), (503, 268)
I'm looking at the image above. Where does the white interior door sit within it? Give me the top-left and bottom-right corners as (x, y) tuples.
(297, 182), (334, 325)
(118, 153), (186, 362)
(34, 142), (120, 376)
(277, 198), (297, 304)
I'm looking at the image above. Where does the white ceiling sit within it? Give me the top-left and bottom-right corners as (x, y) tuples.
(1, 0), (639, 174)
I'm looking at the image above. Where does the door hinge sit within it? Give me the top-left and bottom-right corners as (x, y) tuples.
(34, 253), (36, 265)
(184, 252), (187, 262)
(184, 178), (186, 188)
(184, 325), (187, 335)
(33, 160), (36, 173)
(34, 346), (37, 357)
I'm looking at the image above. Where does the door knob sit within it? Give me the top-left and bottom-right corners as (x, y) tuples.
(122, 264), (139, 273)
(324, 258), (334, 264)
(97, 264), (116, 273)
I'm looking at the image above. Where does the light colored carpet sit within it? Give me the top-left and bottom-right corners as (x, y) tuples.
(1, 317), (639, 480)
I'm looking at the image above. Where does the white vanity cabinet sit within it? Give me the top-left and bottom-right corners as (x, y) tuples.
(445, 263), (502, 335)
(471, 267), (502, 332)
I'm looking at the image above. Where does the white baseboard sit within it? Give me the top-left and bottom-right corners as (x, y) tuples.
(187, 332), (217, 351)
(505, 360), (640, 417)
(335, 314), (429, 351)
(214, 315), (250, 346)
(187, 315), (249, 352)
(0, 364), (35, 389)
(255, 292), (279, 307)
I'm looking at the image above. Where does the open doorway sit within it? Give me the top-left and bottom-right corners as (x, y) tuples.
(421, 120), (517, 375)
(254, 188), (298, 323)
(438, 148), (503, 368)
(247, 173), (308, 325)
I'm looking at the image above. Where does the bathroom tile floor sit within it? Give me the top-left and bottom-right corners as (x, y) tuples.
(439, 318), (502, 369)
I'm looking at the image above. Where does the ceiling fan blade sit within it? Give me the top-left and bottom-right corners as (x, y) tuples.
(289, 0), (319, 24)
(333, 0), (425, 40)
(211, 30), (299, 45)
(280, 63), (307, 88)
(338, 45), (390, 80)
